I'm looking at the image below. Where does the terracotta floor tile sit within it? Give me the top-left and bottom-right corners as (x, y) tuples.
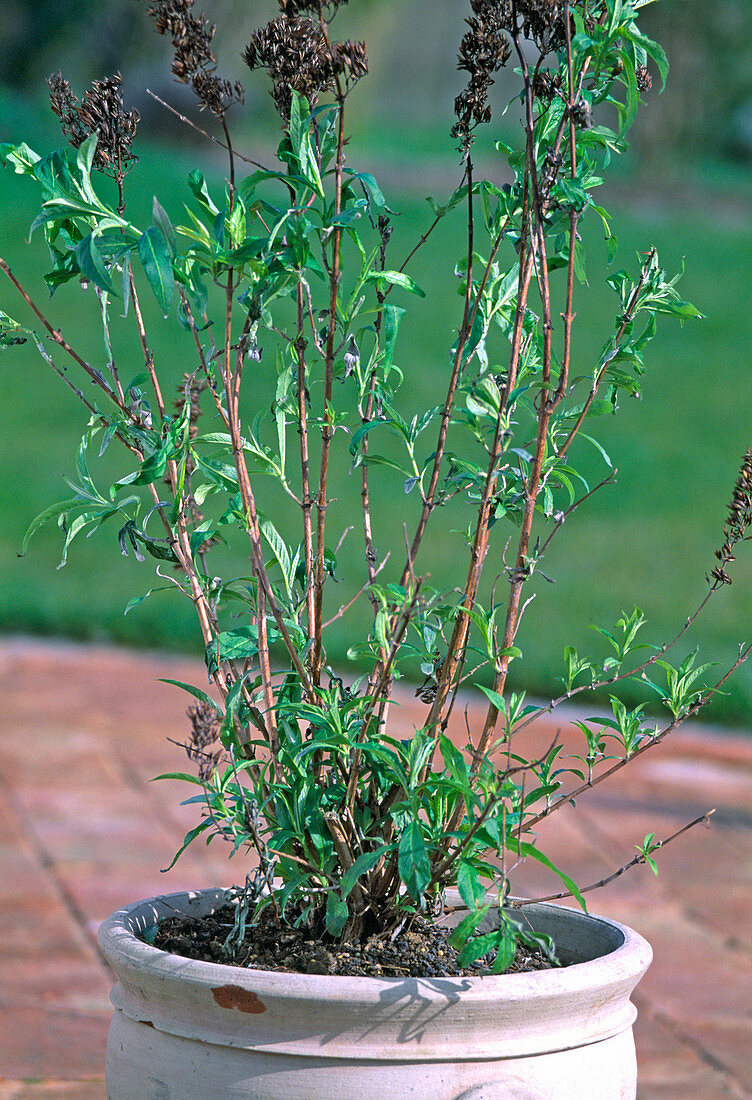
(635, 1011), (743, 1099)
(0, 1007), (111, 1080)
(0, 1085), (105, 1100)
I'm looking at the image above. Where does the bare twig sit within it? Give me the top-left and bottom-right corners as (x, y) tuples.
(521, 810), (716, 904)
(146, 90), (269, 170)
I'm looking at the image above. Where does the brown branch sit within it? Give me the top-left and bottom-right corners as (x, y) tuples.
(397, 157), (477, 588)
(177, 290), (229, 427)
(520, 642), (752, 836)
(322, 552), (390, 629)
(146, 90), (269, 170)
(521, 810), (716, 904)
(513, 581), (719, 739)
(255, 581), (279, 761)
(428, 734), (561, 888)
(0, 258), (133, 420)
(311, 91), (347, 687)
(128, 264), (167, 420)
(421, 173), (536, 747)
(556, 249), (656, 463)
(295, 284), (316, 641)
(464, 38), (600, 769)
(556, 0), (580, 404)
(535, 469), (618, 560)
(397, 210), (444, 278)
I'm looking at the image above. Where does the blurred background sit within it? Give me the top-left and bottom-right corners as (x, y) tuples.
(2, 0), (752, 724)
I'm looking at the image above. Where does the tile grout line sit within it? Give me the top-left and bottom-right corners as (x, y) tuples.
(634, 994), (752, 1100)
(0, 765), (113, 982)
(108, 743), (234, 883)
(679, 904), (752, 967)
(576, 800), (752, 966)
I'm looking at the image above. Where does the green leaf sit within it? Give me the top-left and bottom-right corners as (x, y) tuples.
(261, 518), (293, 597)
(1, 141), (41, 174)
(382, 304), (405, 369)
(188, 169), (219, 215)
(157, 679), (219, 708)
(398, 821), (430, 901)
(0, 308), (29, 347)
(160, 818), (212, 872)
(116, 447), (169, 488)
(76, 132), (98, 179)
(138, 225), (174, 313)
(288, 92), (305, 169)
(447, 906), (489, 950)
(512, 840), (587, 912)
(208, 626), (279, 668)
(345, 170), (386, 209)
(489, 920), (518, 973)
(439, 733), (468, 783)
(629, 28), (669, 91)
(478, 685), (507, 712)
(325, 892), (349, 937)
(340, 847), (390, 899)
(457, 861), (486, 911)
(151, 771), (204, 785)
(124, 587), (167, 615)
(366, 270), (426, 298)
(20, 497), (81, 556)
(452, 932), (499, 968)
(153, 196), (177, 258)
(75, 233), (116, 295)
(348, 418), (389, 456)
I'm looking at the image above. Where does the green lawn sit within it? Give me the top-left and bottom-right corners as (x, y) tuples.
(1, 104), (751, 725)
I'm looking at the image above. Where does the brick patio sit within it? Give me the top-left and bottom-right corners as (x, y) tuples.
(1, 637), (751, 1098)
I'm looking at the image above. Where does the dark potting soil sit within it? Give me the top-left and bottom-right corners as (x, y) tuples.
(151, 903), (557, 978)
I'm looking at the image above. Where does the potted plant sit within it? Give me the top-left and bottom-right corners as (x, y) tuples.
(2, 0), (750, 1096)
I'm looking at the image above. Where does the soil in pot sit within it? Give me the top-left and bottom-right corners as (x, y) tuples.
(151, 901), (559, 978)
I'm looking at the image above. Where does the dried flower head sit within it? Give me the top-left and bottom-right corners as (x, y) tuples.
(145, 0), (243, 115)
(244, 14), (367, 118)
(279, 0), (349, 13)
(636, 65), (653, 93)
(516, 0), (569, 54)
(378, 214), (393, 267)
(333, 39), (369, 85)
(532, 69), (563, 106)
(47, 72), (139, 177)
(570, 98), (593, 130)
(452, 3), (512, 148)
(185, 700), (222, 781)
(710, 447), (752, 588)
(452, 0), (582, 148)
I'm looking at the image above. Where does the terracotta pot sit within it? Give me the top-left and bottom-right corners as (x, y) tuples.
(98, 888), (651, 1099)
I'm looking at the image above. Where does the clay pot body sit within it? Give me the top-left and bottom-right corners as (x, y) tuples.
(98, 888), (652, 1099)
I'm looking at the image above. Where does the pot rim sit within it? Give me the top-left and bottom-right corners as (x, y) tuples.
(97, 887), (652, 1061)
(98, 886), (648, 992)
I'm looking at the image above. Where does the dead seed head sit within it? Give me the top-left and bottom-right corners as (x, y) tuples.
(452, 1), (588, 148)
(145, 0), (244, 115)
(47, 72), (139, 176)
(710, 448), (752, 588)
(279, 0), (349, 13)
(186, 701), (222, 781)
(244, 12), (367, 119)
(532, 68), (564, 106)
(636, 65), (653, 93)
(452, 5), (512, 148)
